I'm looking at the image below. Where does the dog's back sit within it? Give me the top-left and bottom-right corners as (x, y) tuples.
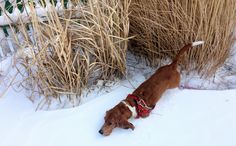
(133, 41), (204, 106)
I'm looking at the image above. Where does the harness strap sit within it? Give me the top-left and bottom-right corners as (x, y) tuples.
(127, 94), (154, 118)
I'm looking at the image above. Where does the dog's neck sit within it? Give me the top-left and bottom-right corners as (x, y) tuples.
(122, 101), (137, 118)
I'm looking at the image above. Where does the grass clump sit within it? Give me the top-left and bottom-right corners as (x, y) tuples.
(129, 0), (236, 77)
(14, 0), (131, 104)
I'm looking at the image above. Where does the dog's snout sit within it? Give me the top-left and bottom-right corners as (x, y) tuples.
(99, 129), (104, 135)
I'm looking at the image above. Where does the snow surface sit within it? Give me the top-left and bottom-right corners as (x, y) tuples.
(1, 75), (236, 146)
(1, 46), (236, 146)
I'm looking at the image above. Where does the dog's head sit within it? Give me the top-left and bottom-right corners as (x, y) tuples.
(99, 103), (135, 136)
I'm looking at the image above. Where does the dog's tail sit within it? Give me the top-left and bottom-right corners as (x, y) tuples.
(171, 41), (204, 68)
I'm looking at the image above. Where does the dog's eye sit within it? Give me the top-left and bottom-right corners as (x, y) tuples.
(108, 122), (112, 126)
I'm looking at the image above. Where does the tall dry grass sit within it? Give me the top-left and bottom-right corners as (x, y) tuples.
(129, 0), (236, 77)
(13, 0), (131, 104)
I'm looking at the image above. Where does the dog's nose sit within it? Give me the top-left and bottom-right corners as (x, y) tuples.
(99, 129), (104, 135)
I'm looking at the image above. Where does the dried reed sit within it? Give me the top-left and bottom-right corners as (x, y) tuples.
(13, 0), (130, 104)
(129, 0), (236, 77)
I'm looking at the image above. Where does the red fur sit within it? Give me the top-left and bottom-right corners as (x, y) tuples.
(99, 42), (203, 136)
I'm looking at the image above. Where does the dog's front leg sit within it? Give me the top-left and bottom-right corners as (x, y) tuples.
(120, 120), (135, 130)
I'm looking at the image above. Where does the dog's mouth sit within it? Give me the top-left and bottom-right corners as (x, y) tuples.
(99, 121), (135, 136)
(99, 128), (111, 136)
(99, 127), (114, 136)
(99, 124), (116, 136)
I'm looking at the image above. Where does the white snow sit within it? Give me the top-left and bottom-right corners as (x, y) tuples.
(0, 44), (236, 146)
(1, 76), (236, 146)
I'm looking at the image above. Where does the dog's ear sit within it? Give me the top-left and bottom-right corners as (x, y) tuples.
(105, 110), (111, 119)
(121, 120), (135, 130)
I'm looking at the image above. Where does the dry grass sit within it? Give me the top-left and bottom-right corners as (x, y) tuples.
(129, 0), (236, 77)
(12, 0), (131, 104)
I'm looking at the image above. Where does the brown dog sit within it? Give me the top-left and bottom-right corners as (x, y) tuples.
(99, 41), (204, 136)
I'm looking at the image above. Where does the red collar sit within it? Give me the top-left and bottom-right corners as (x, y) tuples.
(127, 94), (154, 118)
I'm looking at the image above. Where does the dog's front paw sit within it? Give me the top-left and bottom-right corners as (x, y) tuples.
(122, 121), (135, 130)
(129, 122), (135, 130)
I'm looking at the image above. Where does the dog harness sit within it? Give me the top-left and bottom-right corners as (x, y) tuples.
(125, 94), (154, 118)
